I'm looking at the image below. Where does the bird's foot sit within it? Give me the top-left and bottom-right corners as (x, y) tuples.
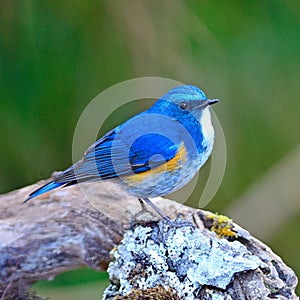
(139, 198), (195, 229)
(162, 215), (195, 229)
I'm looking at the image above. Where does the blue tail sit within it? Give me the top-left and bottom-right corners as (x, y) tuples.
(23, 181), (65, 203)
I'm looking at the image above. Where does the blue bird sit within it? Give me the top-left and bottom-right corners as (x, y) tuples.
(25, 85), (219, 225)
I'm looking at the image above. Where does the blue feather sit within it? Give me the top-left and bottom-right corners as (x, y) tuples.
(25, 85), (212, 202)
(23, 181), (65, 203)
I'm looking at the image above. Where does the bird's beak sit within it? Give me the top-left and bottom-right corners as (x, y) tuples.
(207, 99), (220, 106)
(194, 99), (220, 110)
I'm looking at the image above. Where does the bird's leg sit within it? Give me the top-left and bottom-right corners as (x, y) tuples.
(139, 198), (169, 222)
(138, 198), (151, 213)
(140, 198), (194, 228)
(129, 198), (158, 229)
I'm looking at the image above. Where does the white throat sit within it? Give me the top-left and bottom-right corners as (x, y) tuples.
(201, 107), (215, 142)
(199, 107), (215, 165)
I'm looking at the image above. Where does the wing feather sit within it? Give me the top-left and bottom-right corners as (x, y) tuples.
(54, 124), (179, 184)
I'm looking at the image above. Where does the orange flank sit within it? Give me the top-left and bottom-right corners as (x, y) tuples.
(126, 144), (187, 183)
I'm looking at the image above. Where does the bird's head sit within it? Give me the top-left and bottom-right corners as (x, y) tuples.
(150, 85), (219, 121)
(146, 84), (219, 158)
(161, 84), (219, 113)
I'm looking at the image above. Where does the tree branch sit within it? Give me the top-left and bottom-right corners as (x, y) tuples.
(0, 179), (298, 299)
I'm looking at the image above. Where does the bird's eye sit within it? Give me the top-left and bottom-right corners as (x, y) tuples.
(179, 101), (188, 110)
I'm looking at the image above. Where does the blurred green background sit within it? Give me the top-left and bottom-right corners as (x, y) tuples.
(1, 0), (299, 298)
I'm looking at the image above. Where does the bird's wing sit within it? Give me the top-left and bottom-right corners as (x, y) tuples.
(54, 124), (181, 184)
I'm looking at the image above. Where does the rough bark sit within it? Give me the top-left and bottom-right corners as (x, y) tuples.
(0, 179), (298, 299)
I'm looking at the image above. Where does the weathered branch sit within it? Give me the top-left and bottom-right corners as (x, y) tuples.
(0, 179), (298, 299)
(0, 179), (190, 298)
(104, 217), (299, 299)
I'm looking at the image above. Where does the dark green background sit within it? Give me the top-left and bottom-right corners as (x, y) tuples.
(0, 1), (299, 298)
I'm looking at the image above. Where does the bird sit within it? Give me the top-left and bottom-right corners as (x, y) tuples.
(25, 85), (219, 226)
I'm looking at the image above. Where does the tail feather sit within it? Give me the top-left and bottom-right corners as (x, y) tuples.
(23, 181), (65, 204)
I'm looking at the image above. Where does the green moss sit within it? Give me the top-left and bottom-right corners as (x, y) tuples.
(206, 213), (237, 239)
